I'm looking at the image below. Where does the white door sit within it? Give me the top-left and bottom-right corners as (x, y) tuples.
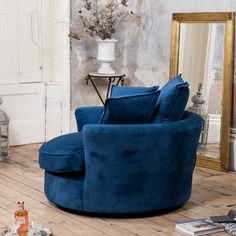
(0, 0), (45, 145)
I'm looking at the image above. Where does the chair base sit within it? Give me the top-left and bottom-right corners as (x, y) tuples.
(44, 170), (189, 216)
(44, 171), (84, 212)
(55, 203), (185, 218)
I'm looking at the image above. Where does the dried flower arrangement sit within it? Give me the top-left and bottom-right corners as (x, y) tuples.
(70, 0), (140, 40)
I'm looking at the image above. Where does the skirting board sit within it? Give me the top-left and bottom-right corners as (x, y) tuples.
(230, 128), (236, 171)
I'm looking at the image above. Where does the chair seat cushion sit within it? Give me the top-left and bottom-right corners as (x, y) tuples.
(39, 132), (84, 173)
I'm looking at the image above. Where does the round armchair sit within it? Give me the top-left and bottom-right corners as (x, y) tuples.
(39, 107), (202, 214)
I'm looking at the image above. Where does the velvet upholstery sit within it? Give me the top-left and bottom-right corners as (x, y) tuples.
(75, 106), (104, 131)
(100, 90), (160, 124)
(111, 85), (159, 97)
(44, 171), (84, 211)
(39, 132), (84, 173)
(151, 75), (189, 123)
(39, 109), (202, 214)
(83, 111), (201, 213)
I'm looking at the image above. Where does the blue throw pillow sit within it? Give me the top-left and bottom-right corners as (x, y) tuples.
(100, 90), (160, 124)
(111, 85), (159, 98)
(151, 75), (189, 123)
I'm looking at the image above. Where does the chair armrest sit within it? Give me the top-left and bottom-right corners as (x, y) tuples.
(82, 112), (202, 213)
(75, 106), (104, 132)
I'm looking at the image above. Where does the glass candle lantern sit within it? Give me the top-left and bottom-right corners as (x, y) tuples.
(187, 83), (209, 147)
(0, 97), (9, 159)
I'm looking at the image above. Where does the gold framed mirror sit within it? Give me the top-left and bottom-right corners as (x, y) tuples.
(170, 12), (235, 171)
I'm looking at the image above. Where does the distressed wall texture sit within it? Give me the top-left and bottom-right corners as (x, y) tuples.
(71, 0), (236, 127)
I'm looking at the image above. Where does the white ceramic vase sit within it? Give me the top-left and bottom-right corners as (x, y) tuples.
(96, 39), (118, 74)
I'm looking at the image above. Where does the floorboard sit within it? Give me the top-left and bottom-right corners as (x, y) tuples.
(0, 144), (234, 235)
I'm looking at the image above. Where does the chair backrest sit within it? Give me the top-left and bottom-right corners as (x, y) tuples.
(82, 111), (202, 214)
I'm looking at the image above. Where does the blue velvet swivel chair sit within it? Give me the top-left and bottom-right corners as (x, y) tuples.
(39, 75), (202, 215)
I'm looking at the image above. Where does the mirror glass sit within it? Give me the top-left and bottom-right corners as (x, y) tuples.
(170, 12), (234, 170)
(178, 23), (225, 159)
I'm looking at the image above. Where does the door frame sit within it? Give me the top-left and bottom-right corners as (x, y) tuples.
(42, 0), (71, 140)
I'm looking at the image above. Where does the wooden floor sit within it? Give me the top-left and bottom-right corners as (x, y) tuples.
(0, 144), (235, 235)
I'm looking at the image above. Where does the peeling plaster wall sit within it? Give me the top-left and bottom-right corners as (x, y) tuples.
(71, 0), (236, 169)
(71, 0), (236, 127)
(71, 0), (167, 108)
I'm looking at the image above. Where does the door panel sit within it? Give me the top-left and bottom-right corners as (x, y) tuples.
(0, 84), (45, 145)
(0, 0), (45, 145)
(19, 0), (42, 83)
(0, 0), (18, 84)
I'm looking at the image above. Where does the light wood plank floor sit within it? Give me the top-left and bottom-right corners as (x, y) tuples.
(0, 144), (235, 235)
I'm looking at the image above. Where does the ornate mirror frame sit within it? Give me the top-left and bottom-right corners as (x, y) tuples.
(170, 12), (235, 171)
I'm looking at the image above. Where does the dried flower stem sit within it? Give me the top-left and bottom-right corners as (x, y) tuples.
(71, 0), (140, 40)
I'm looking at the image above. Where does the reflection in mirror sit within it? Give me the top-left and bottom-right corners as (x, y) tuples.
(178, 23), (225, 160)
(170, 12), (235, 171)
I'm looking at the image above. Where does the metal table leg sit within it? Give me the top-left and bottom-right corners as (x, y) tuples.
(86, 75), (105, 105)
(106, 77), (116, 99)
(85, 74), (126, 105)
